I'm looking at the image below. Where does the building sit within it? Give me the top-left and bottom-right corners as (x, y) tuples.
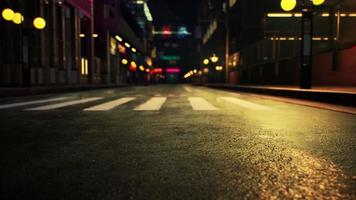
(198, 0), (356, 87)
(0, 0), (95, 86)
(0, 0), (154, 87)
(94, 0), (154, 85)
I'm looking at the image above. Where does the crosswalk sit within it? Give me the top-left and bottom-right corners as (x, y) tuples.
(26, 97), (103, 111)
(0, 96), (274, 112)
(134, 97), (167, 111)
(84, 97), (136, 111)
(189, 97), (218, 110)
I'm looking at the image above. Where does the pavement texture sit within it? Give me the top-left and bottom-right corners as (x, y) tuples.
(0, 85), (355, 200)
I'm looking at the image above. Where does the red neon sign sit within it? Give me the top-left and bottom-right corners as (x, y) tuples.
(154, 68), (163, 73)
(162, 26), (171, 39)
(166, 68), (181, 73)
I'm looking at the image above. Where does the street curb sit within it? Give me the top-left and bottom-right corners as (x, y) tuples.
(0, 84), (128, 98)
(205, 84), (356, 107)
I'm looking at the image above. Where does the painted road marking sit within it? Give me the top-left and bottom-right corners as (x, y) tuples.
(84, 97), (136, 111)
(134, 97), (167, 111)
(26, 97), (103, 111)
(0, 97), (71, 109)
(184, 86), (192, 93)
(220, 97), (271, 110)
(189, 97), (218, 110)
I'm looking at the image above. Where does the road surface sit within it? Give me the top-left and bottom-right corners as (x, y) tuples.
(0, 85), (355, 199)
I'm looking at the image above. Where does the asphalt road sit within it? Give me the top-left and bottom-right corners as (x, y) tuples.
(0, 85), (355, 199)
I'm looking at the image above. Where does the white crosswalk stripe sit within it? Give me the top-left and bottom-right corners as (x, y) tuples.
(3, 96), (273, 112)
(84, 97), (136, 111)
(0, 97), (71, 110)
(134, 97), (167, 111)
(25, 97), (103, 111)
(219, 97), (271, 111)
(189, 97), (218, 110)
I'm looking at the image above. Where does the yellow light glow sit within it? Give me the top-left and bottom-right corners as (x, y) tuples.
(121, 59), (128, 65)
(81, 58), (85, 75)
(288, 37), (296, 40)
(313, 37), (322, 41)
(115, 35), (123, 42)
(12, 12), (24, 24)
(279, 37), (287, 40)
(280, 0), (296, 12)
(80, 34), (85, 38)
(267, 13), (293, 17)
(125, 42), (131, 48)
(312, 0), (325, 6)
(294, 13), (302, 17)
(203, 58), (209, 65)
(210, 55), (219, 63)
(146, 57), (153, 66)
(131, 48), (137, 53)
(85, 59), (88, 75)
(33, 17), (46, 29)
(81, 58), (88, 76)
(92, 34), (98, 38)
(139, 65), (145, 71)
(131, 61), (137, 68)
(349, 13), (356, 17)
(193, 69), (198, 74)
(321, 13), (330, 17)
(146, 68), (150, 73)
(2, 8), (15, 21)
(215, 66), (223, 71)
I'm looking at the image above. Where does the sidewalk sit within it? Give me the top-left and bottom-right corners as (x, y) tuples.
(0, 84), (127, 98)
(206, 84), (356, 107)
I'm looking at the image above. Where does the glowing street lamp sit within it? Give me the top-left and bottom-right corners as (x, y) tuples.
(210, 54), (219, 63)
(280, 0), (326, 12)
(215, 66), (223, 71)
(279, 0), (327, 89)
(121, 59), (128, 65)
(2, 8), (15, 21)
(139, 65), (145, 71)
(12, 12), (24, 24)
(203, 58), (210, 65)
(115, 35), (123, 42)
(312, 0), (325, 6)
(280, 0), (297, 12)
(33, 17), (46, 29)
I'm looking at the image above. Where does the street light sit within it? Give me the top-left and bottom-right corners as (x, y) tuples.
(203, 58), (210, 65)
(281, 0), (297, 12)
(33, 17), (46, 29)
(121, 59), (128, 65)
(280, 0), (326, 11)
(2, 8), (15, 21)
(312, 0), (325, 6)
(210, 54), (219, 63)
(279, 0), (326, 89)
(12, 12), (24, 24)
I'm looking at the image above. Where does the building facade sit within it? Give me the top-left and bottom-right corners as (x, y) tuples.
(0, 0), (153, 87)
(198, 0), (356, 87)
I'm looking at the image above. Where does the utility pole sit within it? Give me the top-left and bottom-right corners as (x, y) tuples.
(300, 8), (313, 89)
